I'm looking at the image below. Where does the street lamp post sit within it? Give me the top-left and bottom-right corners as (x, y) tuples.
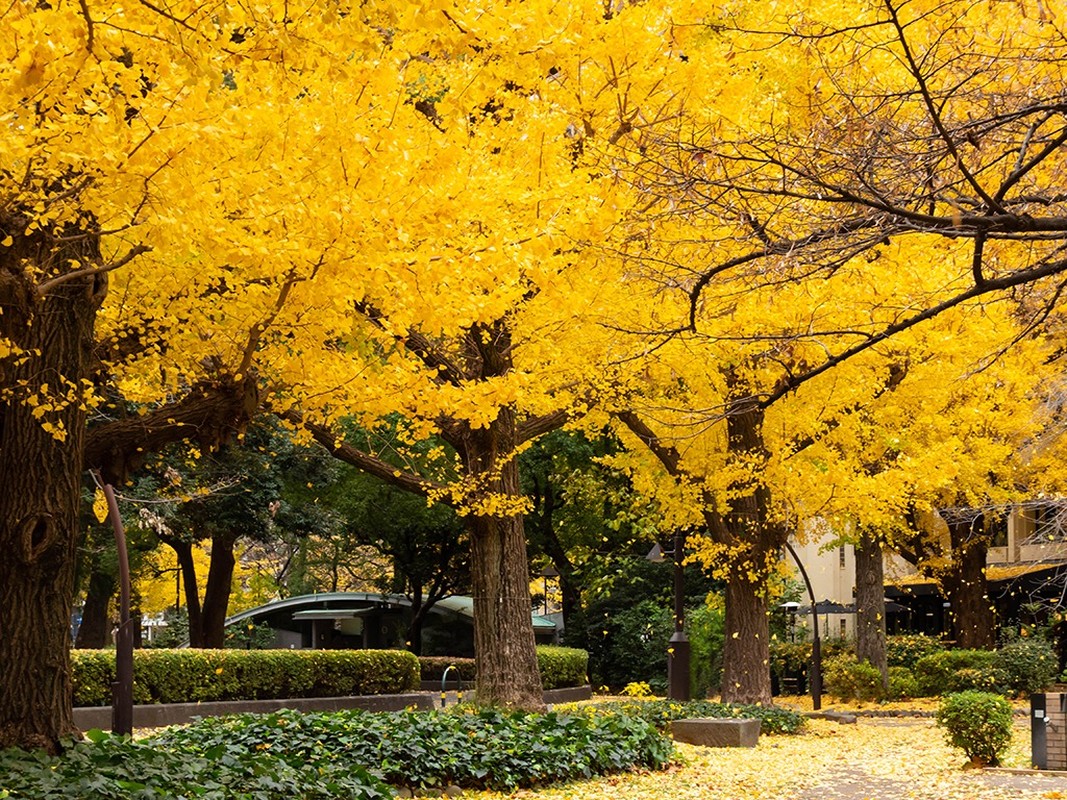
(648, 530), (690, 701)
(539, 565), (559, 616)
(783, 541), (822, 711)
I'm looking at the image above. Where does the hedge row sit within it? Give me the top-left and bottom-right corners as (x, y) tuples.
(821, 638), (1059, 701)
(72, 645), (589, 706)
(71, 649), (419, 707)
(418, 646), (589, 689)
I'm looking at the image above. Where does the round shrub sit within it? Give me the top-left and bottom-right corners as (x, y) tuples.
(993, 638), (1058, 696)
(913, 649), (997, 697)
(886, 666), (918, 700)
(936, 691), (1014, 766)
(823, 654), (884, 702)
(886, 634), (945, 668)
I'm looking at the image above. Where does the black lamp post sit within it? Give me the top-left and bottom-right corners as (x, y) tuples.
(647, 530), (690, 701)
(539, 565), (559, 616)
(783, 541), (822, 711)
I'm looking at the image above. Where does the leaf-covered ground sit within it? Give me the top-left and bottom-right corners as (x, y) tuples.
(470, 717), (1067, 800)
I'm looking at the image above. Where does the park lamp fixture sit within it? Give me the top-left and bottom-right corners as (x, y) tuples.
(646, 531), (691, 701)
(539, 565), (559, 616)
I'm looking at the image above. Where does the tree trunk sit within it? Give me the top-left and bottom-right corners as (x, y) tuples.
(0, 225), (102, 751)
(941, 517), (995, 649)
(720, 573), (771, 704)
(713, 398), (777, 706)
(164, 538), (204, 646)
(464, 408), (544, 710)
(854, 529), (888, 687)
(75, 568), (117, 649)
(406, 584), (427, 655)
(199, 532), (237, 648)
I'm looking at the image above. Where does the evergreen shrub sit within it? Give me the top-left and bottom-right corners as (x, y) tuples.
(885, 634), (945, 668)
(913, 649), (997, 696)
(936, 691), (1014, 766)
(70, 648), (419, 706)
(993, 638), (1057, 696)
(822, 654), (884, 702)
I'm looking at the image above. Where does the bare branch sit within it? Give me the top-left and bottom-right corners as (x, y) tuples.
(37, 244), (151, 296)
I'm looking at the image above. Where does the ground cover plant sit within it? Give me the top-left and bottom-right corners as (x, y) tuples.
(577, 699), (805, 735)
(0, 707), (671, 798)
(150, 706), (673, 793)
(0, 729), (392, 800)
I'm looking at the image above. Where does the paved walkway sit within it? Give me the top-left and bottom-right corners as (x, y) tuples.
(787, 718), (1067, 800)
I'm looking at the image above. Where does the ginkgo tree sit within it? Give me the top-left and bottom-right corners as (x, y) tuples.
(0, 0), (714, 749)
(605, 0), (1067, 701)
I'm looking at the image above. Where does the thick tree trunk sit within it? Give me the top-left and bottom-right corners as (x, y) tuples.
(200, 533), (237, 648)
(941, 518), (995, 649)
(0, 226), (102, 751)
(720, 572), (772, 705)
(468, 511), (544, 709)
(854, 529), (888, 687)
(464, 408), (543, 710)
(75, 568), (117, 649)
(714, 398), (777, 706)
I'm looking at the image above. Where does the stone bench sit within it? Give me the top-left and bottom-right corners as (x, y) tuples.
(670, 717), (760, 748)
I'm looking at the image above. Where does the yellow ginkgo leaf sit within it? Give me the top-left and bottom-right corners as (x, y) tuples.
(92, 488), (109, 524)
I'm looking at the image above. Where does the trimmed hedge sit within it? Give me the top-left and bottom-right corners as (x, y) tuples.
(886, 634), (945, 669)
(418, 656), (476, 683)
(418, 646), (589, 689)
(537, 645), (589, 689)
(913, 649), (997, 697)
(581, 699), (806, 735)
(71, 649), (419, 707)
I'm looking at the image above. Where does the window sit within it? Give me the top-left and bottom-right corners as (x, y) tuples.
(1022, 503), (1067, 545)
(839, 545), (846, 570)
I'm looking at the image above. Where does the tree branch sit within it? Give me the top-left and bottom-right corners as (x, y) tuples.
(279, 410), (447, 500)
(37, 244), (151, 296)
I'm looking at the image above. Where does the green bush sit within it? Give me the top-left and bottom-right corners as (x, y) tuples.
(886, 634), (945, 668)
(418, 656), (476, 683)
(71, 649), (419, 706)
(416, 647), (588, 689)
(913, 649), (997, 697)
(822, 654), (884, 702)
(537, 645), (589, 689)
(0, 728), (391, 800)
(886, 666), (919, 700)
(581, 698), (805, 735)
(993, 638), (1058, 696)
(151, 706), (673, 791)
(946, 666), (1005, 695)
(584, 599), (673, 692)
(688, 603), (725, 698)
(936, 691), (1014, 766)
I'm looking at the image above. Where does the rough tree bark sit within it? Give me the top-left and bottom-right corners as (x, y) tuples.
(710, 400), (779, 706)
(939, 516), (996, 649)
(0, 224), (103, 751)
(854, 529), (888, 687)
(461, 408), (544, 709)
